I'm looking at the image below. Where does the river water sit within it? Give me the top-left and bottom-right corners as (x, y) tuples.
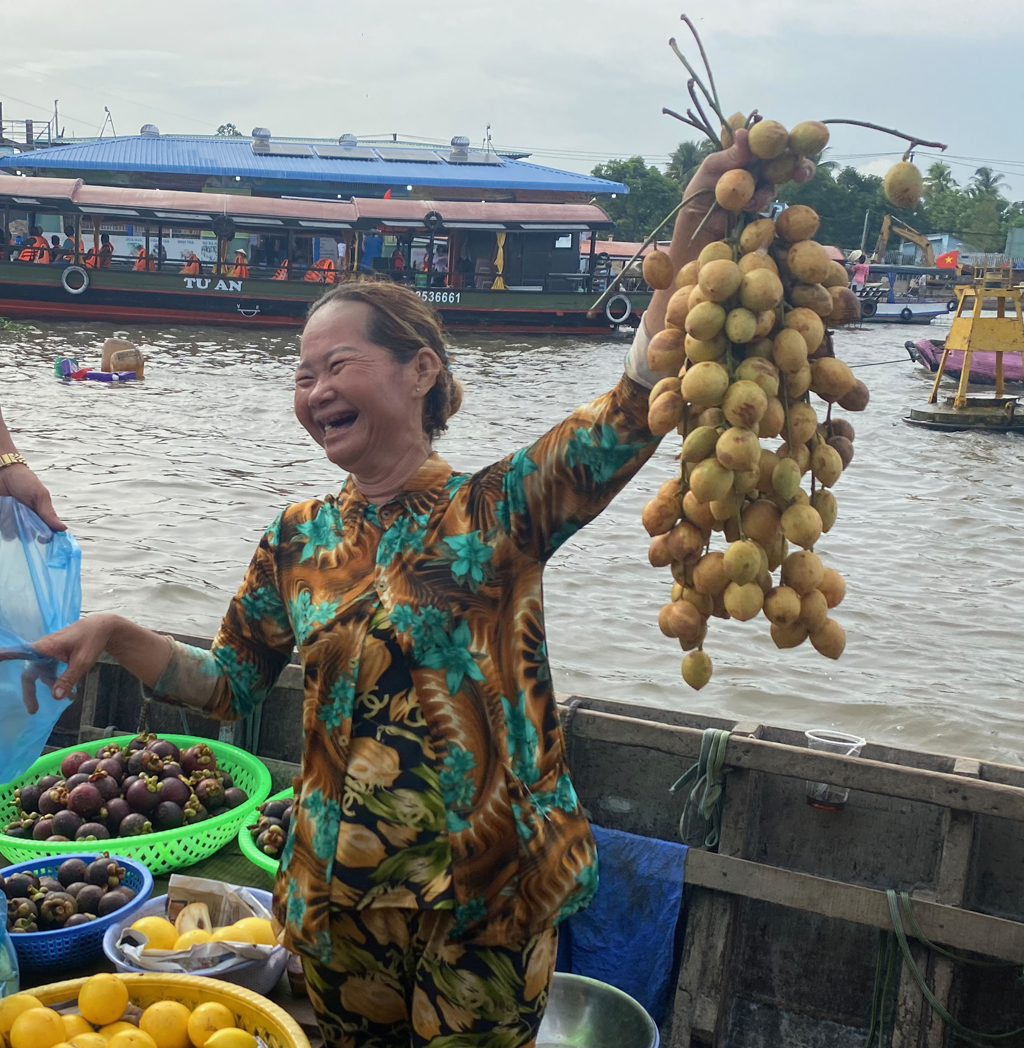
(2, 316), (1023, 764)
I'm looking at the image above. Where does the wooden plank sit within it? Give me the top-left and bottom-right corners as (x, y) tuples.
(684, 851), (1024, 965)
(572, 709), (1024, 822)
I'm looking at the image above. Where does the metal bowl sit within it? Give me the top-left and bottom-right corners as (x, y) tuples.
(537, 973), (659, 1048)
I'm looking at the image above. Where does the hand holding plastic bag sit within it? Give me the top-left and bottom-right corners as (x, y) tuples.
(0, 497), (81, 786)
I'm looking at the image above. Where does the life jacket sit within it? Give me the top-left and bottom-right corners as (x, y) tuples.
(40, 243), (60, 264)
(86, 244), (114, 269)
(133, 248), (155, 272)
(179, 254), (201, 275)
(303, 257), (336, 284)
(272, 260), (289, 280)
(18, 235), (47, 262)
(230, 253), (249, 279)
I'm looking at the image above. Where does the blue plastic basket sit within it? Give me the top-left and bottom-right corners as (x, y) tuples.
(2, 853), (153, 972)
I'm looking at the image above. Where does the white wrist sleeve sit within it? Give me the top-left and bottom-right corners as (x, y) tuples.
(623, 313), (670, 389)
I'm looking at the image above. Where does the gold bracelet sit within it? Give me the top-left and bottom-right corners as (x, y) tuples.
(0, 452), (27, 470)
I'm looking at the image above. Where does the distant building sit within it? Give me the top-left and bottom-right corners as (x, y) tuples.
(0, 127), (626, 205)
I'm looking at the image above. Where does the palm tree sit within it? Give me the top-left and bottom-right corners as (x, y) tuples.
(925, 161), (956, 197)
(968, 166), (1006, 198)
(666, 139), (716, 187)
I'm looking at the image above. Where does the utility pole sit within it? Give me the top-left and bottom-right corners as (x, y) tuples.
(53, 100), (58, 145)
(859, 209), (870, 255)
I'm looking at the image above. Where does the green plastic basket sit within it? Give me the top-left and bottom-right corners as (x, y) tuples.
(237, 788), (292, 876)
(0, 734), (272, 875)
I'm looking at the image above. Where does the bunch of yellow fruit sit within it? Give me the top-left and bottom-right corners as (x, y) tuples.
(0, 975), (258, 1048)
(129, 915), (276, 954)
(640, 117), (871, 690)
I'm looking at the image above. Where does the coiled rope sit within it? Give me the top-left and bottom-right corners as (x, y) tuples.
(670, 727), (730, 848)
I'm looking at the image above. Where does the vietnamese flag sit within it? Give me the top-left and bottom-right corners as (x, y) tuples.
(382, 188), (392, 199)
(936, 249), (959, 269)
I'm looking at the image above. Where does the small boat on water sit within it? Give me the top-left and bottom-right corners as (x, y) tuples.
(51, 630), (1024, 1046)
(906, 336), (1024, 384)
(858, 297), (949, 325)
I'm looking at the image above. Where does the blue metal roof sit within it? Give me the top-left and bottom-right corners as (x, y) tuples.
(0, 135), (627, 195)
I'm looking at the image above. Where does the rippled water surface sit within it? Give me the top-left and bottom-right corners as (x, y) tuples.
(2, 316), (1023, 762)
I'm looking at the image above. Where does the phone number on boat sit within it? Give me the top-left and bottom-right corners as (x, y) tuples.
(415, 290), (461, 304)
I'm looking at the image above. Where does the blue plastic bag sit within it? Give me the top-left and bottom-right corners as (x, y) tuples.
(0, 497), (81, 786)
(0, 892), (20, 996)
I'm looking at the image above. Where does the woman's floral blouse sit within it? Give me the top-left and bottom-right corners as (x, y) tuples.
(155, 373), (659, 962)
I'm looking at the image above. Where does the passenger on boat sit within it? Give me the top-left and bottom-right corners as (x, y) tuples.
(230, 250), (249, 279)
(17, 227), (48, 263)
(44, 236), (62, 264)
(33, 129), (809, 1048)
(84, 235), (114, 269)
(0, 403), (63, 531)
(59, 227), (83, 264)
(133, 247), (156, 272)
(302, 257), (336, 284)
(179, 253), (201, 276)
(850, 253), (870, 290)
(271, 259), (289, 280)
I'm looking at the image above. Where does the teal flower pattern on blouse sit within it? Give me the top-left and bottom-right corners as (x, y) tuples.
(501, 691), (540, 786)
(289, 591), (339, 645)
(418, 618), (486, 694)
(286, 876), (306, 927)
(302, 788), (342, 861)
(376, 511), (430, 565)
(442, 530), (494, 590)
(556, 854), (600, 923)
(318, 667), (357, 729)
(439, 743), (477, 809)
(451, 898), (487, 938)
(496, 446), (538, 532)
(296, 502), (344, 561)
(566, 423), (648, 485)
(240, 585), (289, 631)
(212, 647), (265, 715)
(265, 511), (283, 548)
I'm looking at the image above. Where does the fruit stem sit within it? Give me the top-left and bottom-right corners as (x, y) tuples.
(686, 80), (720, 145)
(587, 188), (713, 317)
(679, 14), (721, 113)
(663, 106), (715, 140)
(689, 200), (720, 243)
(781, 376), (796, 457)
(820, 119), (947, 154)
(668, 37), (728, 131)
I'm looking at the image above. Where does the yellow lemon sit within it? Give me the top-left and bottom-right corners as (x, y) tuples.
(186, 1004), (235, 1048)
(10, 1008), (66, 1048)
(129, 916), (178, 952)
(106, 1031), (158, 1048)
(139, 1003), (191, 1048)
(61, 1017), (93, 1040)
(209, 927), (255, 945)
(0, 998), (44, 1039)
(204, 1031), (256, 1048)
(173, 929), (212, 951)
(227, 918), (275, 947)
(69, 1036), (108, 1048)
(78, 976), (129, 1028)
(98, 1025), (136, 1040)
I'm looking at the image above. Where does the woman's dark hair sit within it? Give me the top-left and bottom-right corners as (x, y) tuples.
(305, 281), (463, 440)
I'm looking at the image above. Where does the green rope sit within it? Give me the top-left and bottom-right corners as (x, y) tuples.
(865, 930), (900, 1048)
(670, 727), (730, 848)
(882, 889), (1024, 1042)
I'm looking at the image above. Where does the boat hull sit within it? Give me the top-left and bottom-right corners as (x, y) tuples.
(0, 263), (649, 334)
(860, 302), (948, 325)
(906, 337), (1024, 384)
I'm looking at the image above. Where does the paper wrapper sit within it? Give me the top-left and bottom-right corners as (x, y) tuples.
(114, 875), (281, 974)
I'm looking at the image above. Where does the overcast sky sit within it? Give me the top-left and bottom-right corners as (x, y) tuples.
(4, 0), (1023, 202)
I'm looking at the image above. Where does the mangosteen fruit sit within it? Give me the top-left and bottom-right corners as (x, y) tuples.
(126, 777), (159, 814)
(127, 733), (157, 753)
(86, 858), (125, 889)
(96, 757), (126, 782)
(16, 784), (42, 815)
(119, 886), (137, 902)
(122, 775), (141, 795)
(39, 891), (77, 928)
(89, 771), (120, 803)
(64, 913), (95, 926)
(184, 802), (208, 825)
(37, 774), (61, 791)
(3, 825), (26, 839)
(138, 749), (165, 776)
(216, 770), (234, 789)
(8, 897), (37, 922)
(104, 798), (131, 832)
(256, 825), (285, 856)
(64, 881), (89, 898)
(32, 817), (54, 841)
(52, 809), (83, 839)
(157, 776), (191, 808)
(153, 801), (184, 831)
(78, 759), (101, 776)
(65, 773), (90, 792)
(46, 835), (71, 842)
(119, 813), (152, 836)
(5, 873), (38, 899)
(38, 786), (69, 816)
(60, 750), (92, 779)
(97, 890), (130, 917)
(263, 800), (288, 820)
(149, 739), (180, 762)
(57, 857), (89, 888)
(75, 884), (105, 916)
(38, 876), (62, 894)
(75, 822), (110, 841)
(95, 741), (123, 760)
(194, 778), (224, 811)
(223, 787), (248, 809)
(280, 804), (292, 832)
(127, 750), (146, 776)
(159, 762), (184, 780)
(68, 782), (104, 818)
(181, 743), (216, 778)
(11, 918), (37, 933)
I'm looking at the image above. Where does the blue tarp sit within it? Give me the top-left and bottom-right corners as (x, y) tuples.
(557, 824), (688, 1025)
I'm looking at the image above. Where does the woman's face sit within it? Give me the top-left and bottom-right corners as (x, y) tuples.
(295, 301), (431, 475)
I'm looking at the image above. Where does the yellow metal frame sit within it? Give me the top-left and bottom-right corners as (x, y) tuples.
(928, 278), (1024, 407)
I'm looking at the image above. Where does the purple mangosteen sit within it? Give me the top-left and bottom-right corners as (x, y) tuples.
(216, 770), (234, 789)
(127, 733), (157, 753)
(194, 777), (224, 811)
(75, 821), (110, 841)
(118, 812), (153, 836)
(97, 757), (126, 781)
(149, 739), (180, 762)
(126, 776), (159, 814)
(45, 834), (70, 842)
(16, 784), (41, 815)
(37, 775), (61, 791)
(78, 759), (101, 776)
(223, 787), (248, 809)
(38, 786), (69, 816)
(153, 801), (184, 830)
(51, 809), (83, 839)
(104, 797), (131, 833)
(138, 749), (165, 776)
(159, 762), (184, 780)
(89, 771), (120, 802)
(181, 743), (216, 778)
(65, 773), (90, 792)
(60, 750), (92, 779)
(68, 782), (104, 818)
(32, 817), (54, 840)
(94, 741), (123, 760)
(122, 774), (140, 795)
(157, 776), (191, 808)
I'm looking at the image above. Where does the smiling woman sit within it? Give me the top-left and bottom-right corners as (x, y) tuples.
(30, 128), (751, 1043)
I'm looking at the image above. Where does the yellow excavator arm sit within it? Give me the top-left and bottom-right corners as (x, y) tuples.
(873, 214), (935, 266)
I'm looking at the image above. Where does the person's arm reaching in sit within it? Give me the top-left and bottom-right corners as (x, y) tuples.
(0, 404), (64, 530)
